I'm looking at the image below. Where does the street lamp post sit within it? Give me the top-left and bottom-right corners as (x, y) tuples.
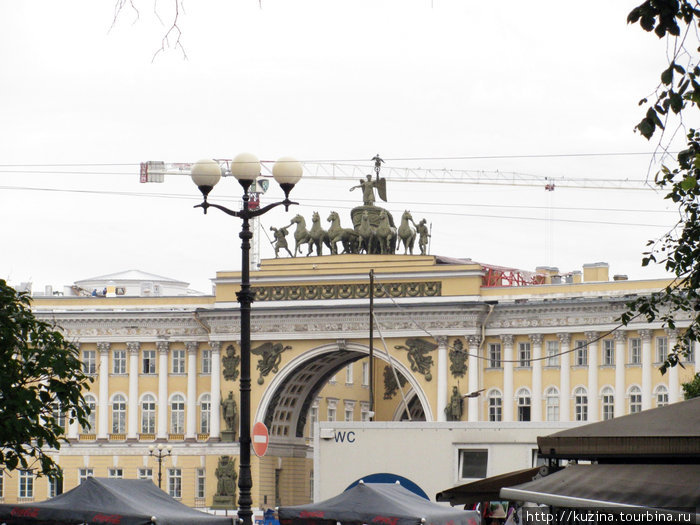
(191, 153), (302, 525)
(148, 443), (172, 489)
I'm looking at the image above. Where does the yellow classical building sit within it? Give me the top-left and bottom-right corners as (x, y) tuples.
(6, 256), (697, 510)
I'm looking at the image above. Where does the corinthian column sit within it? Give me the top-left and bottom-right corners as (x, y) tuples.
(667, 329), (680, 403)
(186, 341), (198, 439)
(639, 329), (652, 410)
(210, 342), (222, 439)
(97, 342), (110, 439)
(558, 333), (571, 421)
(156, 341), (169, 439)
(501, 335), (514, 422)
(585, 332), (599, 421)
(614, 331), (626, 418)
(467, 335), (480, 422)
(127, 342), (140, 439)
(530, 334), (543, 422)
(436, 336), (448, 422)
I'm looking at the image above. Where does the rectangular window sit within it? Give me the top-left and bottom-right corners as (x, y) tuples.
(345, 364), (353, 384)
(79, 468), (93, 484)
(602, 395), (614, 420)
(327, 407), (336, 422)
(108, 468), (123, 478)
(602, 340), (615, 366)
(113, 349), (126, 374)
(546, 340), (559, 366)
(168, 468), (182, 499)
(518, 342), (531, 367)
(684, 338), (695, 363)
(656, 337), (668, 363)
(362, 362), (369, 386)
(488, 343), (501, 368)
(48, 476), (61, 499)
(196, 468), (206, 499)
(360, 402), (370, 422)
(344, 408), (353, 422)
(575, 340), (588, 366)
(172, 349), (185, 374)
(309, 406), (318, 437)
(488, 396), (502, 422)
(138, 468), (153, 480)
(629, 338), (641, 364)
(83, 350), (96, 375)
(458, 449), (488, 479)
(201, 350), (211, 374)
(19, 470), (34, 499)
(143, 350), (156, 374)
(0, 470), (4, 499)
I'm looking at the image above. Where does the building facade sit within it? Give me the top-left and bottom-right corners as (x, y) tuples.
(5, 255), (697, 509)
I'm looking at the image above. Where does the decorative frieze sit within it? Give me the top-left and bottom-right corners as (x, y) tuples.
(251, 281), (441, 302)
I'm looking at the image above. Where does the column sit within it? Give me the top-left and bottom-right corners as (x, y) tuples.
(127, 342), (140, 439)
(667, 329), (680, 403)
(467, 335), (480, 422)
(530, 334), (543, 422)
(436, 336), (448, 422)
(186, 341), (198, 439)
(210, 342), (222, 439)
(68, 343), (80, 439)
(585, 331), (599, 421)
(558, 333), (571, 421)
(695, 339), (700, 372)
(97, 342), (110, 439)
(157, 341), (169, 439)
(640, 329), (653, 410)
(614, 331), (626, 418)
(501, 335), (514, 422)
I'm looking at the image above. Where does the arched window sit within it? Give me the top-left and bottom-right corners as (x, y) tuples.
(83, 394), (96, 433)
(141, 394), (156, 434)
(545, 387), (559, 422)
(487, 390), (502, 422)
(111, 394), (126, 434)
(170, 394), (185, 434)
(628, 386), (642, 414)
(516, 388), (531, 422)
(199, 394), (211, 434)
(601, 387), (614, 420)
(574, 387), (588, 421)
(655, 385), (669, 407)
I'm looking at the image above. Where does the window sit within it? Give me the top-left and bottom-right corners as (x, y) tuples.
(84, 394), (96, 433)
(199, 394), (211, 433)
(629, 338), (641, 365)
(168, 468), (182, 499)
(51, 401), (66, 430)
(518, 342), (531, 367)
(629, 386), (642, 414)
(170, 394), (185, 434)
(546, 341), (559, 367)
(172, 349), (185, 374)
(196, 468), (206, 499)
(488, 391), (502, 422)
(574, 341), (588, 366)
(141, 394), (156, 434)
(201, 349), (211, 374)
(602, 340), (615, 366)
(545, 387), (559, 422)
(344, 401), (354, 422)
(601, 387), (614, 420)
(360, 402), (370, 422)
(83, 350), (96, 375)
(345, 364), (353, 384)
(328, 374), (337, 384)
(79, 468), (94, 484)
(19, 470), (34, 499)
(0, 471), (4, 499)
(111, 394), (126, 434)
(108, 468), (123, 478)
(308, 404), (319, 437)
(48, 474), (61, 498)
(488, 343), (502, 368)
(574, 387), (588, 421)
(143, 350), (156, 374)
(362, 362), (369, 386)
(113, 349), (126, 374)
(326, 399), (337, 422)
(655, 385), (669, 407)
(684, 338), (695, 363)
(517, 389), (531, 422)
(656, 337), (668, 363)
(138, 468), (153, 480)
(458, 449), (488, 479)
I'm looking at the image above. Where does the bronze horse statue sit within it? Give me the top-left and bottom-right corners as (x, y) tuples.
(398, 210), (417, 255)
(289, 214), (313, 257)
(308, 211), (331, 256)
(327, 211), (359, 254)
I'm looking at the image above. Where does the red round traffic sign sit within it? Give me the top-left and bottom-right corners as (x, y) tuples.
(252, 422), (269, 457)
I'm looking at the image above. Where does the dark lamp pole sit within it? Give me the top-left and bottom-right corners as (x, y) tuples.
(191, 153), (302, 525)
(148, 444), (172, 489)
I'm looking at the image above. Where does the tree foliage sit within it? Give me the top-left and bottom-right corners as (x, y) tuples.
(0, 279), (93, 478)
(620, 0), (700, 373)
(682, 372), (700, 398)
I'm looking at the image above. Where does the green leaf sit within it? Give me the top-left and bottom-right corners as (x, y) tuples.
(681, 176), (697, 190)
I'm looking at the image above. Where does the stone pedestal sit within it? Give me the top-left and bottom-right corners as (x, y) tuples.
(221, 430), (237, 443)
(211, 495), (236, 510)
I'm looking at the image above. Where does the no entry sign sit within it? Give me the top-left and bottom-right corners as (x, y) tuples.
(252, 422), (269, 457)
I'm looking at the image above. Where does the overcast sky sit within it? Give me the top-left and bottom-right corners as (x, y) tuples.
(1, 1), (694, 294)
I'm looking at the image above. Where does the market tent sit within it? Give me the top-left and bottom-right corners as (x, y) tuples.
(0, 477), (234, 525)
(279, 482), (480, 525)
(435, 467), (541, 507)
(500, 463), (700, 515)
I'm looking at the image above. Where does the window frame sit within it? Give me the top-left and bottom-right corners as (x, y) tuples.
(111, 394), (127, 434)
(488, 343), (502, 368)
(457, 448), (489, 480)
(113, 349), (127, 375)
(172, 349), (185, 375)
(142, 350), (156, 374)
(518, 342), (531, 367)
(168, 468), (182, 499)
